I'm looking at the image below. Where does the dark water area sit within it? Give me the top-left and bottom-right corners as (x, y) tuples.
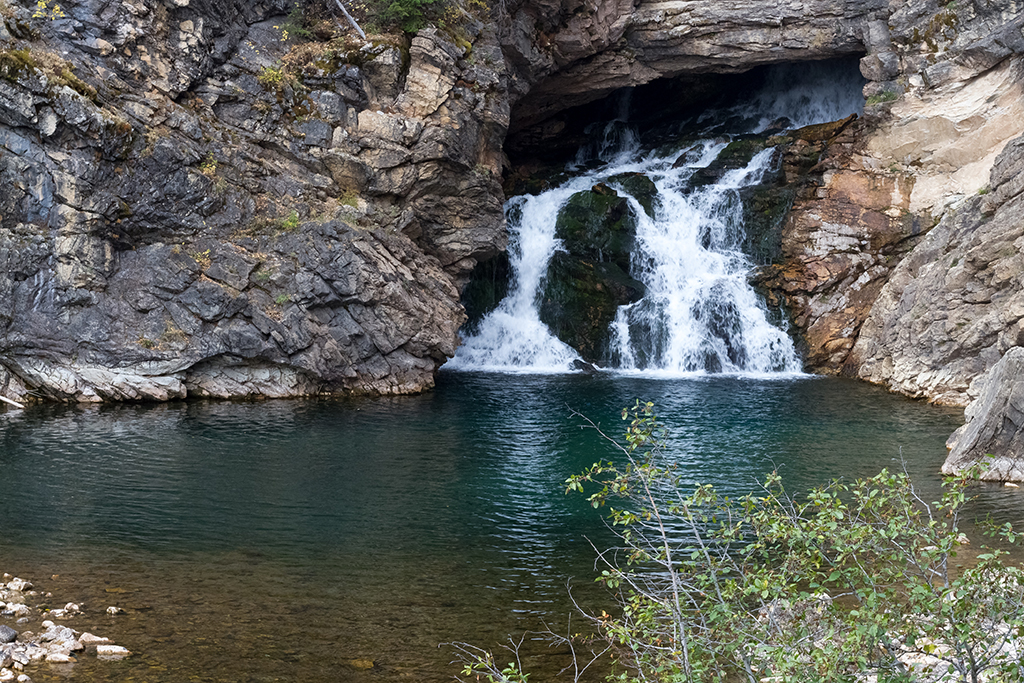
(2, 372), (1020, 682)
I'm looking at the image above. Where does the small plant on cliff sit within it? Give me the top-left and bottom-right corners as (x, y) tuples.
(458, 403), (1024, 683)
(190, 248), (212, 270)
(0, 48), (38, 82)
(198, 152), (217, 177)
(340, 189), (359, 208)
(866, 90), (898, 106)
(274, 3), (313, 42)
(368, 0), (442, 33)
(257, 62), (286, 89)
(32, 0), (65, 20)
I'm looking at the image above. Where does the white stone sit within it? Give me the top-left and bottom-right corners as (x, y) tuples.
(0, 669), (14, 682)
(79, 633), (109, 645)
(44, 653), (72, 663)
(95, 645), (130, 658)
(105, 606), (122, 615)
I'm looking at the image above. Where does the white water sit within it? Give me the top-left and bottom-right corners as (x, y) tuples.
(446, 62), (864, 376)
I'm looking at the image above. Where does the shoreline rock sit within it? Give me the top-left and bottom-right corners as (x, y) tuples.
(0, 573), (130, 681)
(942, 347), (1024, 481)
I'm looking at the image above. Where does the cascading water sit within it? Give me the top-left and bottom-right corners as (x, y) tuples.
(605, 145), (799, 374)
(446, 61), (865, 375)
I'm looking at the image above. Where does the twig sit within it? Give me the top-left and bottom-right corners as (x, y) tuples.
(0, 394), (25, 409)
(332, 0), (366, 40)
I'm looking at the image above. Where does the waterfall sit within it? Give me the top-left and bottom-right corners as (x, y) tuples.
(446, 61), (864, 376)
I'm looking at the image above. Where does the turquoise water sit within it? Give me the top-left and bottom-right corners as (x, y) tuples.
(0, 372), (1010, 682)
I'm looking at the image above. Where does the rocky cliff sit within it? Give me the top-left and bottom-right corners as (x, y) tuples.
(754, 0), (1024, 389)
(0, 0), (1022, 414)
(0, 0), (507, 400)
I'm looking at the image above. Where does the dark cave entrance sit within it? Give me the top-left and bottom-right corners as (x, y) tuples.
(504, 56), (868, 167)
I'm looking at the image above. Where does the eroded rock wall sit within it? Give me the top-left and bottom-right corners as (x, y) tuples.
(1, 0), (1021, 404)
(504, 0), (884, 136)
(849, 131), (1024, 406)
(0, 1), (508, 400)
(755, 0), (1024, 386)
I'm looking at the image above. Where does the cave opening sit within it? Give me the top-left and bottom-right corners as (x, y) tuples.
(504, 56), (868, 170)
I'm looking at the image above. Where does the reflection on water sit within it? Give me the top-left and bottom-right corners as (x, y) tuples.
(0, 373), (1013, 682)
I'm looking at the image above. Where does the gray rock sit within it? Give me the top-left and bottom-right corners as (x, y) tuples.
(0, 624), (16, 644)
(850, 133), (1024, 405)
(943, 347), (1024, 482)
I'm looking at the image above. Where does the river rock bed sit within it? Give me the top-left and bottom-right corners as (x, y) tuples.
(0, 573), (130, 680)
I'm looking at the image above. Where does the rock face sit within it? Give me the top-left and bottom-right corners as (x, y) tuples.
(943, 347), (1024, 481)
(2, 219), (464, 400)
(0, 0), (1021, 402)
(0, 1), (507, 400)
(849, 134), (1024, 405)
(753, 2), (1024, 385)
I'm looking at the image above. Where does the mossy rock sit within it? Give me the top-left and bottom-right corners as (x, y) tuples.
(688, 137), (768, 187)
(791, 113), (858, 143)
(539, 253), (645, 363)
(739, 184), (795, 264)
(0, 48), (38, 83)
(606, 173), (658, 218)
(554, 187), (637, 271)
(718, 137), (768, 165)
(460, 252), (511, 334)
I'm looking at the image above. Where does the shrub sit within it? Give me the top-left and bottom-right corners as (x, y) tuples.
(274, 3), (313, 42)
(257, 63), (287, 89)
(866, 91), (899, 106)
(280, 210), (300, 230)
(371, 0), (442, 33)
(458, 402), (1024, 683)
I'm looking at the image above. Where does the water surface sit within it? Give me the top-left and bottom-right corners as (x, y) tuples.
(0, 373), (1009, 682)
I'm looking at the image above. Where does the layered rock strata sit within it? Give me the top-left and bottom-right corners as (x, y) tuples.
(755, 1), (1024, 386)
(0, 1), (506, 400)
(850, 133), (1024, 407)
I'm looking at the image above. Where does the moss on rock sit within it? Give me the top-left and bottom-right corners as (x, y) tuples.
(539, 253), (644, 362)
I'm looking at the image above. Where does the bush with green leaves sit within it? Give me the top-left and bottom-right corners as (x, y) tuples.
(457, 402), (1024, 683)
(370, 0), (442, 33)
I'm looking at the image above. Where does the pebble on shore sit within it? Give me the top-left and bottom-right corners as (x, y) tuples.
(1, 573), (131, 681)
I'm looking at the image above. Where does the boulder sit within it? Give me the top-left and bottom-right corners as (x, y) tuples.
(539, 253), (644, 363)
(554, 186), (637, 271)
(606, 173), (658, 218)
(537, 184), (648, 361)
(942, 347), (1024, 482)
